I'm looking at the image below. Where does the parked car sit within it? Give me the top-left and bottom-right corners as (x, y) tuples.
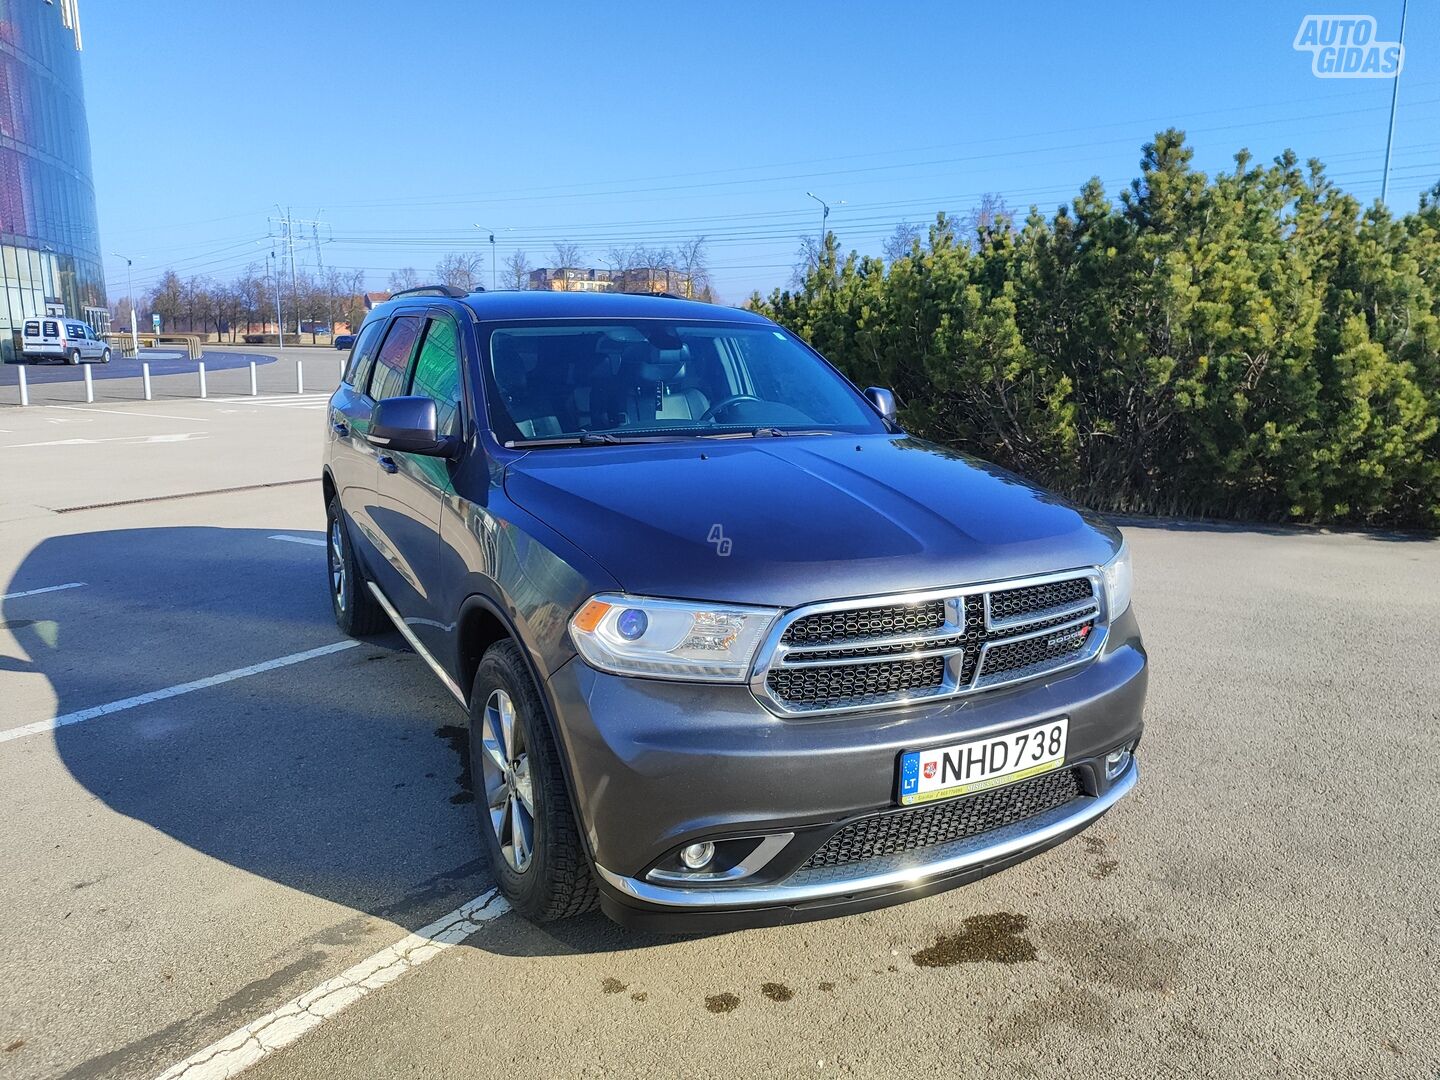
(21, 318), (111, 364)
(333, 333), (356, 351)
(322, 286), (1147, 930)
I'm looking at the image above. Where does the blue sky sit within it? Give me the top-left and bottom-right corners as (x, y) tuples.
(82, 1), (1437, 304)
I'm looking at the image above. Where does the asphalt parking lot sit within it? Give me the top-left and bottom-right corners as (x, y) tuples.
(1, 394), (1437, 1080)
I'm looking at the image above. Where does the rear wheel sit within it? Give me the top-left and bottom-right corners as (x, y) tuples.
(326, 494), (387, 636)
(66, 348), (80, 365)
(469, 640), (597, 922)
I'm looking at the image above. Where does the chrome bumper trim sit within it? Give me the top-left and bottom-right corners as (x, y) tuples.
(594, 760), (1138, 910)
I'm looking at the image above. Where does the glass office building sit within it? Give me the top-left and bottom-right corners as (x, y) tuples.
(0, 0), (105, 362)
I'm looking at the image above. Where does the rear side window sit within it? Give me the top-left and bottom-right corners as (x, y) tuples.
(408, 317), (463, 437)
(367, 316), (423, 401)
(343, 321), (385, 390)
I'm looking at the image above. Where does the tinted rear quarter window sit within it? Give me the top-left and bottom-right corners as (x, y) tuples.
(343, 320), (386, 390)
(367, 316), (423, 401)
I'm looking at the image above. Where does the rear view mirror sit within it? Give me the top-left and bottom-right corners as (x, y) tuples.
(864, 386), (898, 424)
(367, 396), (453, 456)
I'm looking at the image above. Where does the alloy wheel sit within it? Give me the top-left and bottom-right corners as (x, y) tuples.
(479, 688), (535, 872)
(329, 517), (346, 611)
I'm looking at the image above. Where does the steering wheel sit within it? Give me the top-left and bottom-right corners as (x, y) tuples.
(700, 395), (763, 423)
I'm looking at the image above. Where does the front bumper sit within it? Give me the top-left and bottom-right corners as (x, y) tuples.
(544, 606), (1147, 930)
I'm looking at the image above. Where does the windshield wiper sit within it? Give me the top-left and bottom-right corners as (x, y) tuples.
(505, 432), (688, 448)
(699, 427), (836, 440)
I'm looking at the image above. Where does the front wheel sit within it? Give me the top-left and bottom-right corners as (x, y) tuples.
(100, 348), (111, 364)
(469, 641), (597, 922)
(326, 494), (387, 636)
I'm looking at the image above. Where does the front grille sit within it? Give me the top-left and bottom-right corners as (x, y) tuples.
(980, 620), (1096, 681)
(801, 768), (1084, 870)
(989, 578), (1093, 623)
(767, 655), (946, 708)
(757, 571), (1104, 714)
(784, 599), (946, 646)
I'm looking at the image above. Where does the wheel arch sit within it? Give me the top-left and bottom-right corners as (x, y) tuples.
(456, 592), (597, 863)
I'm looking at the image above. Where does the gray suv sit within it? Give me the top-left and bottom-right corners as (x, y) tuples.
(322, 286), (1147, 930)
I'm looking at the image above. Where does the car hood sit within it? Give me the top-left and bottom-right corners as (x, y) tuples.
(502, 435), (1120, 608)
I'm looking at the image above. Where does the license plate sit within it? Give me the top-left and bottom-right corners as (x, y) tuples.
(897, 717), (1069, 806)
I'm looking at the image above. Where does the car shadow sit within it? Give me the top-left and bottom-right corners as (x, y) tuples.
(4, 526), (692, 958)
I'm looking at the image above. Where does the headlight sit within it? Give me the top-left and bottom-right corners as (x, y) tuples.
(1101, 541), (1133, 617)
(569, 594), (779, 682)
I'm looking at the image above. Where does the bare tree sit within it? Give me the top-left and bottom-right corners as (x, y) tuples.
(961, 193), (1012, 250)
(790, 235), (822, 288)
(549, 242), (586, 289)
(604, 245), (638, 276)
(234, 263), (265, 333)
(387, 267), (421, 292)
(673, 236), (710, 299)
(883, 222), (923, 263)
(503, 250), (533, 290)
(434, 253), (485, 292)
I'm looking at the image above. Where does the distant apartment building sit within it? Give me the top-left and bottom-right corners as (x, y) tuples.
(527, 266), (694, 296)
(528, 267), (614, 293)
(615, 267), (693, 296)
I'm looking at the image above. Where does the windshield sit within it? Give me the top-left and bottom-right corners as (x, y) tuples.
(485, 321), (886, 443)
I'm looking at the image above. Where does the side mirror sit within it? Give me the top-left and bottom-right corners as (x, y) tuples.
(367, 396), (452, 456)
(864, 386), (898, 424)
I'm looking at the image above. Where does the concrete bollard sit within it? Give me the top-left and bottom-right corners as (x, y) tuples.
(17, 362), (28, 406)
(249, 360), (258, 396)
(83, 362), (94, 403)
(197, 361), (207, 399)
(142, 362), (152, 401)
(295, 359), (304, 394)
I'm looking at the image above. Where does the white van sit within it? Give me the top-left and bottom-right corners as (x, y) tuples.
(21, 318), (111, 364)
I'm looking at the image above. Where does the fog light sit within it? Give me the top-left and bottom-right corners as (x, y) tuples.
(1105, 746), (1133, 780)
(680, 842), (716, 870)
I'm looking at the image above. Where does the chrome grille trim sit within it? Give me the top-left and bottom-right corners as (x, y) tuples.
(750, 568), (1106, 716)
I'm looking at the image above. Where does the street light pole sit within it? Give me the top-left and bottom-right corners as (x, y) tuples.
(1381, 0), (1409, 207)
(475, 224), (506, 289)
(111, 252), (139, 354)
(270, 251), (285, 349)
(805, 192), (829, 254)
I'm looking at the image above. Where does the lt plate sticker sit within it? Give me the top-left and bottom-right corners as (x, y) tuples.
(899, 717), (1069, 806)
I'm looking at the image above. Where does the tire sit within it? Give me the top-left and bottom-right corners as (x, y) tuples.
(66, 348), (80, 366)
(326, 494), (388, 636)
(469, 640), (597, 922)
(101, 348), (111, 364)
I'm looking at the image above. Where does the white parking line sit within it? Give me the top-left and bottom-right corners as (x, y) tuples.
(49, 405), (211, 422)
(152, 889), (509, 1080)
(2, 432), (207, 448)
(1, 581), (86, 601)
(269, 534), (326, 547)
(0, 640), (360, 745)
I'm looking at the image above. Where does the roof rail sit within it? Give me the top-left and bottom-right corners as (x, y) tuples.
(388, 284), (475, 300)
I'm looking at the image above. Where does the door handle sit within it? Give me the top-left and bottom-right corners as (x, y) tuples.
(379, 455), (398, 474)
(331, 420), (349, 436)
